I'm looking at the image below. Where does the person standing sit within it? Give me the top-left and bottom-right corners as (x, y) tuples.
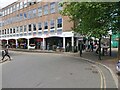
(79, 41), (83, 57)
(1, 48), (11, 61)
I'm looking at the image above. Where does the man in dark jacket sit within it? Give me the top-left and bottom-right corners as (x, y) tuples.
(1, 49), (11, 61)
(79, 41), (83, 57)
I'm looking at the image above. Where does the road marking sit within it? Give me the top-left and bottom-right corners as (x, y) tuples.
(95, 65), (106, 90)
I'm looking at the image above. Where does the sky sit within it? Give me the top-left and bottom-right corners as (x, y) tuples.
(0, 0), (17, 9)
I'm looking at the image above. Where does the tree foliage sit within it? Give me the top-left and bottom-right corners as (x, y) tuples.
(60, 2), (119, 38)
(60, 2), (120, 59)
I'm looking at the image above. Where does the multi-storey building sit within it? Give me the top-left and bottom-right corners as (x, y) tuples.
(0, 0), (80, 51)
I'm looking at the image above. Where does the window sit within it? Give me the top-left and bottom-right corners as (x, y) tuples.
(58, 2), (63, 12)
(33, 24), (36, 31)
(29, 24), (31, 31)
(16, 27), (19, 33)
(24, 12), (27, 19)
(10, 7), (12, 13)
(44, 5), (48, 15)
(7, 29), (9, 34)
(2, 30), (4, 35)
(17, 4), (19, 10)
(44, 21), (48, 29)
(5, 29), (6, 34)
(24, 0), (27, 8)
(33, 9), (36, 18)
(38, 32), (42, 35)
(10, 28), (12, 34)
(23, 33), (26, 36)
(20, 13), (23, 21)
(20, 26), (23, 32)
(16, 14), (19, 21)
(24, 25), (27, 32)
(57, 17), (62, 28)
(20, 2), (23, 9)
(50, 20), (55, 29)
(38, 7), (42, 16)
(38, 22), (42, 30)
(5, 10), (7, 16)
(13, 5), (16, 12)
(44, 31), (48, 34)
(50, 2), (55, 14)
(13, 28), (15, 33)
(28, 10), (32, 19)
(8, 8), (10, 14)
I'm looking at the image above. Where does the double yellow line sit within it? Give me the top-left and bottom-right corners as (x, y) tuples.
(95, 64), (106, 90)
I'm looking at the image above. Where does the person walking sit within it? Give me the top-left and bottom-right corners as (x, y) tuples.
(79, 41), (83, 57)
(1, 48), (11, 61)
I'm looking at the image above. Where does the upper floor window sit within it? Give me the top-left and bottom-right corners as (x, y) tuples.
(44, 21), (48, 29)
(38, 22), (42, 30)
(20, 13), (23, 21)
(58, 2), (63, 12)
(2, 30), (4, 34)
(50, 2), (55, 14)
(16, 27), (19, 33)
(50, 20), (55, 29)
(24, 25), (27, 32)
(13, 28), (15, 33)
(38, 7), (42, 16)
(10, 28), (12, 34)
(24, 12), (27, 19)
(4, 10), (7, 16)
(28, 10), (32, 19)
(24, 0), (27, 8)
(29, 24), (31, 31)
(20, 26), (23, 32)
(33, 24), (36, 31)
(57, 17), (62, 28)
(17, 3), (19, 10)
(33, 9), (36, 18)
(10, 7), (12, 13)
(20, 2), (23, 9)
(44, 5), (48, 15)
(7, 29), (9, 34)
(13, 5), (16, 12)
(5, 29), (6, 34)
(8, 8), (10, 14)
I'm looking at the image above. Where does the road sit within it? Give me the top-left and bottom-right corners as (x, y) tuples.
(0, 51), (118, 88)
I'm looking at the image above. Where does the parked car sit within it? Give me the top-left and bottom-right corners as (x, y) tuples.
(116, 60), (120, 74)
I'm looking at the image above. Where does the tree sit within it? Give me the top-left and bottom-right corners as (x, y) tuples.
(60, 2), (120, 60)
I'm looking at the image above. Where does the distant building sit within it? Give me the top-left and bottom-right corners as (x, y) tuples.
(0, 0), (80, 51)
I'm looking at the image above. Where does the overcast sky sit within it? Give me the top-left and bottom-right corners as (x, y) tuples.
(0, 0), (17, 9)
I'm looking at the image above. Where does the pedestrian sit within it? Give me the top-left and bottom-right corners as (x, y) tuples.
(1, 48), (11, 61)
(95, 44), (99, 54)
(79, 41), (83, 57)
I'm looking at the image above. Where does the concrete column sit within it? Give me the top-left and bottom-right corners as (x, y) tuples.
(76, 38), (78, 51)
(43, 38), (45, 50)
(71, 36), (74, 52)
(16, 39), (18, 48)
(27, 39), (29, 50)
(63, 37), (65, 51)
(7, 40), (9, 44)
